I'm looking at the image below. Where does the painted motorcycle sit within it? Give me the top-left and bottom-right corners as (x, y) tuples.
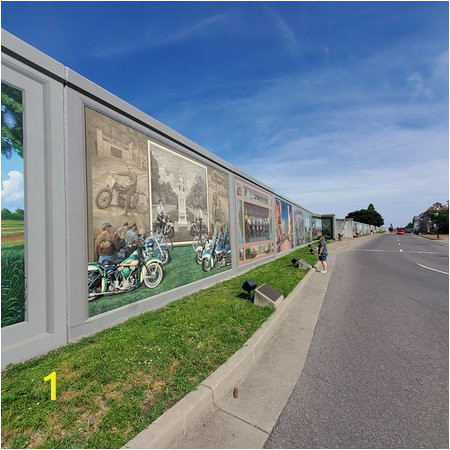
(141, 233), (171, 266)
(190, 217), (208, 237)
(201, 226), (231, 272)
(95, 174), (149, 212)
(153, 215), (175, 239)
(88, 246), (163, 300)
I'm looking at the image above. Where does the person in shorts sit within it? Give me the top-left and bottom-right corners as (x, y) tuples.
(318, 234), (328, 274)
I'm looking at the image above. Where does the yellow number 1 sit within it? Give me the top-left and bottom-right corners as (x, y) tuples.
(44, 372), (56, 400)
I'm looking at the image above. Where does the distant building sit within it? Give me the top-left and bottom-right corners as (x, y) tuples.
(413, 202), (448, 233)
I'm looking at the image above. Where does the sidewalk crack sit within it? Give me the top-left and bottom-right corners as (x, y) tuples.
(217, 407), (269, 436)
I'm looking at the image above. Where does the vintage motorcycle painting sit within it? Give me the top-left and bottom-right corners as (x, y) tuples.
(85, 107), (150, 261)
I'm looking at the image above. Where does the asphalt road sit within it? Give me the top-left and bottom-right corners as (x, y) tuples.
(265, 234), (449, 449)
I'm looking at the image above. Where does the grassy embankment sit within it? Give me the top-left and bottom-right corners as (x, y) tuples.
(1, 219), (25, 327)
(2, 245), (318, 449)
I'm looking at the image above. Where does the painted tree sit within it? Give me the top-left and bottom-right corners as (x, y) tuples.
(1, 83), (23, 160)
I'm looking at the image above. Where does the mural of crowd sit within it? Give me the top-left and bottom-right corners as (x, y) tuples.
(236, 180), (275, 265)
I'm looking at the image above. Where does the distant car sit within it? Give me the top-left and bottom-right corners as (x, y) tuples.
(396, 230), (405, 235)
(404, 228), (412, 233)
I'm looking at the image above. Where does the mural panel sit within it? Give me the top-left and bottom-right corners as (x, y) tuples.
(311, 216), (323, 239)
(275, 198), (294, 253)
(236, 179), (274, 265)
(149, 140), (208, 244)
(321, 217), (333, 239)
(85, 107), (150, 262)
(86, 112), (231, 318)
(293, 206), (311, 247)
(1, 82), (25, 327)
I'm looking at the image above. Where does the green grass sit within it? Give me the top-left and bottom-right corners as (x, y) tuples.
(1, 244), (25, 327)
(2, 246), (317, 449)
(89, 245), (231, 317)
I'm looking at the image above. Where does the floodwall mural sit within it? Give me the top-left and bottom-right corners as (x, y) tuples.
(86, 109), (231, 317)
(1, 82), (25, 328)
(275, 198), (294, 253)
(311, 216), (323, 239)
(236, 179), (274, 266)
(321, 217), (333, 239)
(293, 206), (312, 247)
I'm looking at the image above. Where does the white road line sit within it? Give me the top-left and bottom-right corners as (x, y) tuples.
(400, 249), (403, 252)
(349, 249), (445, 254)
(416, 263), (449, 275)
(398, 243), (401, 245)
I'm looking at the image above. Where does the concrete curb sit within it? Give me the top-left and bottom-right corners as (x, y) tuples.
(124, 266), (317, 449)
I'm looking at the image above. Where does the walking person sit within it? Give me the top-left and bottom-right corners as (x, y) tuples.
(318, 234), (328, 274)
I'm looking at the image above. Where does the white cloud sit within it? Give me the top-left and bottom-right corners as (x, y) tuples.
(93, 14), (230, 58)
(407, 72), (433, 98)
(264, 7), (297, 50)
(1, 170), (24, 204)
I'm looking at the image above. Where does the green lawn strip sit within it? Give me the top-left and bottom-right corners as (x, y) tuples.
(2, 246), (317, 449)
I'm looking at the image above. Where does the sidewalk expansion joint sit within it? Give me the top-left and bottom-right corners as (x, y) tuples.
(217, 406), (270, 436)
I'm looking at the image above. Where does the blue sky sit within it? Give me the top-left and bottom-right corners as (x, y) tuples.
(2, 1), (448, 226)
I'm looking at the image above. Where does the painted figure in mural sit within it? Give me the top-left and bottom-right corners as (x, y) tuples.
(111, 163), (137, 216)
(95, 222), (120, 264)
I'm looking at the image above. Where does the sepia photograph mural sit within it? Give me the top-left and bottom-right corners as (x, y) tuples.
(85, 107), (150, 262)
(149, 140), (208, 244)
(86, 115), (232, 318)
(311, 216), (323, 238)
(208, 167), (230, 236)
(304, 210), (312, 243)
(293, 206), (307, 247)
(275, 198), (294, 253)
(1, 82), (25, 327)
(236, 179), (274, 265)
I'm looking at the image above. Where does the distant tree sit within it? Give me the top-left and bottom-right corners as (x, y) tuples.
(14, 208), (24, 219)
(1, 208), (13, 220)
(346, 204), (384, 227)
(405, 222), (413, 229)
(1, 208), (24, 220)
(428, 210), (449, 233)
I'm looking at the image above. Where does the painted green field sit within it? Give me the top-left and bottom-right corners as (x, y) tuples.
(89, 245), (231, 317)
(1, 220), (24, 247)
(1, 244), (26, 327)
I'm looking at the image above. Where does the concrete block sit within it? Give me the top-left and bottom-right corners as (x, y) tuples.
(254, 284), (284, 308)
(298, 259), (313, 269)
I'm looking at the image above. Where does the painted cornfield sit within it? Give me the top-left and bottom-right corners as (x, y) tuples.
(2, 82), (26, 327)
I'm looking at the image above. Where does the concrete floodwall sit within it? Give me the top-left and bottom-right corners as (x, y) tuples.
(1, 29), (335, 367)
(336, 218), (381, 238)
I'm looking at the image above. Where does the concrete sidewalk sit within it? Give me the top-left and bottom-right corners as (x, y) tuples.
(170, 237), (369, 449)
